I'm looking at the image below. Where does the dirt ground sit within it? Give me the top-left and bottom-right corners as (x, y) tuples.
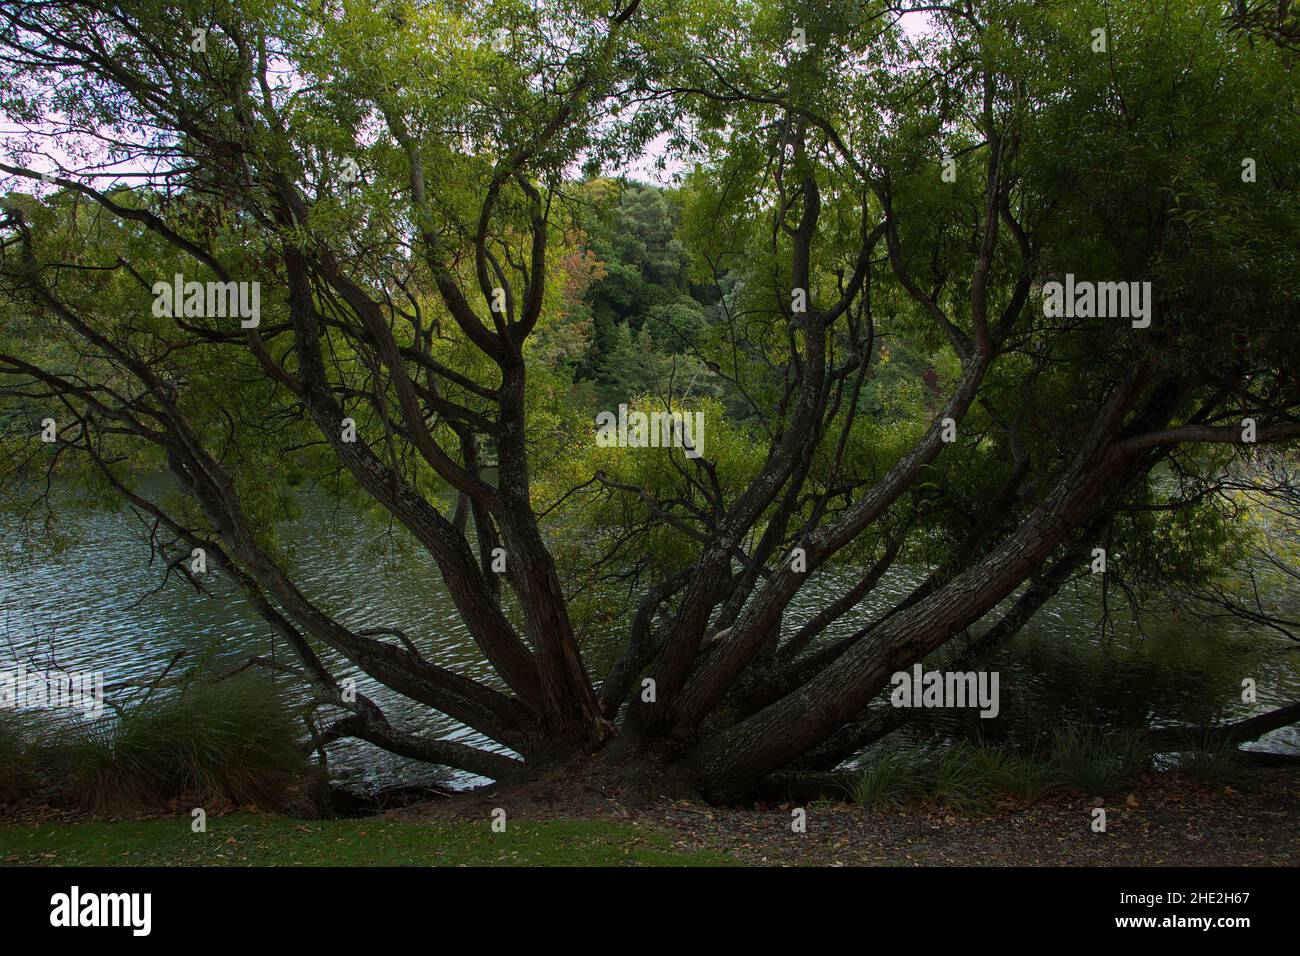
(391, 766), (1300, 866)
(6, 765), (1296, 866)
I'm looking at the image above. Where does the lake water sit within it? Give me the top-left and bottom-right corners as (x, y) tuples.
(3, 482), (1298, 791)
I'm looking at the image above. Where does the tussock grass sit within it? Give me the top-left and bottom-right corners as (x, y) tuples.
(0, 676), (314, 814)
(851, 724), (1156, 809)
(0, 711), (38, 802)
(848, 750), (930, 808)
(1178, 739), (1250, 787)
(1047, 725), (1151, 794)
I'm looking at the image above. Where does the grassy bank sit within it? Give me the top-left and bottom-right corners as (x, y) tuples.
(5, 762), (1297, 867)
(4, 694), (1288, 868)
(849, 728), (1250, 808)
(0, 675), (319, 815)
(0, 813), (735, 866)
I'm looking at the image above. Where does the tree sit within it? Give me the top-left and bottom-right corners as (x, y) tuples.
(1, 0), (1298, 802)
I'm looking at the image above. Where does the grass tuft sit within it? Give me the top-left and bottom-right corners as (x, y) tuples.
(1178, 740), (1249, 787)
(851, 724), (1155, 810)
(1047, 725), (1151, 795)
(0, 676), (313, 814)
(848, 750), (930, 808)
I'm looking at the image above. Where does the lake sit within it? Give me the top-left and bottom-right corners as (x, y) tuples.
(3, 481), (1298, 791)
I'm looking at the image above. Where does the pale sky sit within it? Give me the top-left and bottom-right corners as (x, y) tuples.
(1, 9), (937, 193)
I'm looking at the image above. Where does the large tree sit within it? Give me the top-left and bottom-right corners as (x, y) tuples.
(1, 0), (1298, 800)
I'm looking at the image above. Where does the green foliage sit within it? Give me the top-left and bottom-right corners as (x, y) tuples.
(973, 746), (1064, 803)
(0, 712), (34, 803)
(849, 750), (931, 808)
(535, 394), (761, 651)
(3, 0), (1291, 611)
(1, 0), (1297, 786)
(569, 180), (718, 400)
(1178, 741), (1250, 787)
(0, 677), (313, 814)
(851, 727), (1154, 808)
(1046, 726), (1152, 795)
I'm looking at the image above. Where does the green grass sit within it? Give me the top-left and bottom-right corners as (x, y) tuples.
(851, 726), (1156, 809)
(1047, 725), (1151, 795)
(0, 713), (32, 803)
(85, 677), (311, 813)
(0, 813), (736, 867)
(848, 750), (930, 808)
(977, 746), (1063, 802)
(0, 676), (315, 815)
(1179, 740), (1250, 787)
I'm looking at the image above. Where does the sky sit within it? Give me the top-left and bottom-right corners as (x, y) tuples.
(1, 8), (936, 193)
(614, 8), (935, 187)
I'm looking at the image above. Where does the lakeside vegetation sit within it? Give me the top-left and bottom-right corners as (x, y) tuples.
(0, 681), (1258, 821)
(0, 0), (1297, 847)
(849, 731), (1250, 809)
(0, 676), (318, 816)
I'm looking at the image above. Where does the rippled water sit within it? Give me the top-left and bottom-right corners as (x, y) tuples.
(783, 564), (1300, 762)
(1, 481), (504, 792)
(2, 479), (1297, 791)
